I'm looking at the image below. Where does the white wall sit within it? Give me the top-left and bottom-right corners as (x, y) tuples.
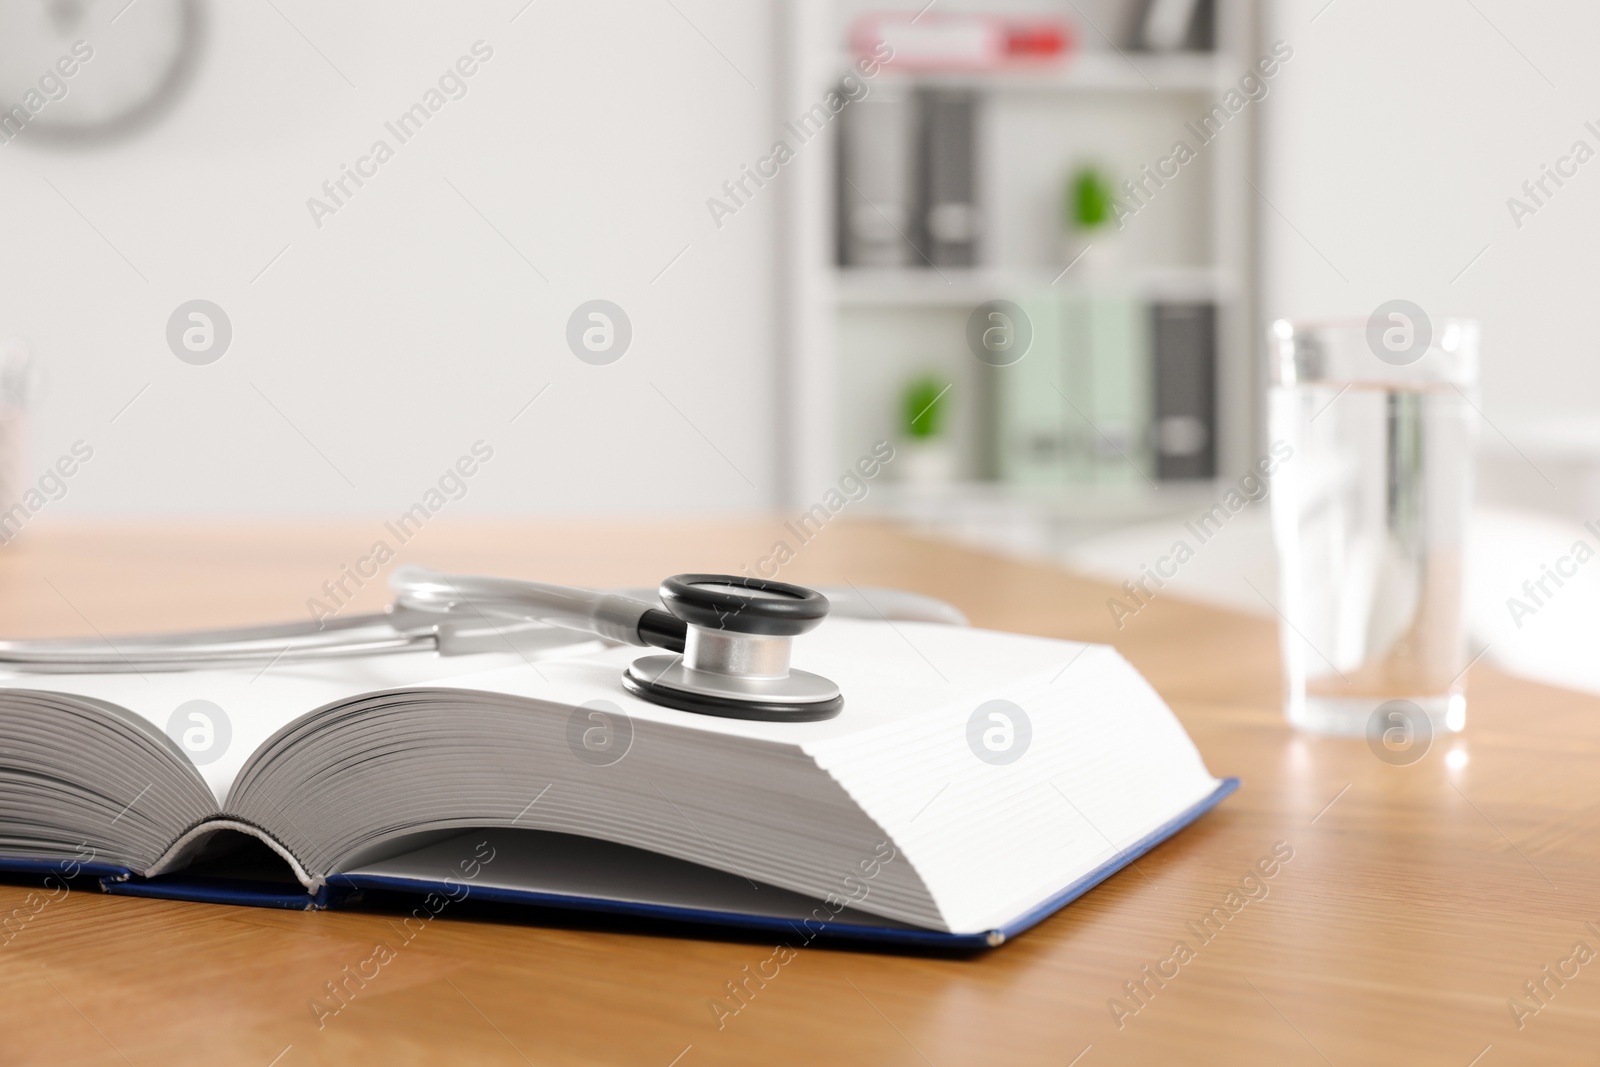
(0, 0), (783, 516)
(1261, 0), (1600, 468)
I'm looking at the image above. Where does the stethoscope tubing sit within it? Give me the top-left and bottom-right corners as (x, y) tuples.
(0, 568), (965, 674)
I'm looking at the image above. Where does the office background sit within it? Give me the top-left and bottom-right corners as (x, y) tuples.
(2, 0), (1598, 523)
(2, 0), (780, 516)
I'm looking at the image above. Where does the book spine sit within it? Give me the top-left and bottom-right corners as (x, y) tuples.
(1151, 301), (1217, 481)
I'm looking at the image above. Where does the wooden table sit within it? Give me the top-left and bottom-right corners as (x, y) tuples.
(2, 520), (1596, 1066)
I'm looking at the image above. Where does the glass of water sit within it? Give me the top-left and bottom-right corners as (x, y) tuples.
(1268, 314), (1479, 737)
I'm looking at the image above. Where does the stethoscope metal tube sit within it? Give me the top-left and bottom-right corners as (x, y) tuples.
(390, 566), (688, 653)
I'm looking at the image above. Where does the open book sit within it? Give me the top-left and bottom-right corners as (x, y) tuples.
(0, 617), (1234, 948)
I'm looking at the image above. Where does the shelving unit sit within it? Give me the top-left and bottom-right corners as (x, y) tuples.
(867, 50), (1237, 94)
(845, 479), (1231, 580)
(832, 265), (1231, 308)
(775, 0), (1262, 519)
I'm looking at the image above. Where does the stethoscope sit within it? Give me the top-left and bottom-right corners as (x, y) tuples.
(0, 567), (967, 722)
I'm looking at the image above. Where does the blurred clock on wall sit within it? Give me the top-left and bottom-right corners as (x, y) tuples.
(0, 0), (203, 145)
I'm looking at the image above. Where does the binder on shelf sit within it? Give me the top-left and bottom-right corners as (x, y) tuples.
(995, 298), (1073, 486)
(1060, 294), (1152, 485)
(1151, 301), (1217, 481)
(849, 13), (1072, 73)
(838, 84), (918, 268)
(1136, 0), (1215, 52)
(917, 89), (980, 268)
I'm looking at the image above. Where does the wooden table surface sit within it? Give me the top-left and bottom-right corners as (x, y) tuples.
(1, 519), (1596, 1066)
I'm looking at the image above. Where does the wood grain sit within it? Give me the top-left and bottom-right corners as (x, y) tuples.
(1, 519), (1596, 1066)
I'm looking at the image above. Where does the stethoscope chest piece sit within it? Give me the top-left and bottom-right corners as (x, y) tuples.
(621, 574), (843, 722)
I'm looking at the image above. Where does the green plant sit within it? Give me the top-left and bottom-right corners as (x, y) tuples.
(1067, 165), (1113, 231)
(901, 376), (949, 440)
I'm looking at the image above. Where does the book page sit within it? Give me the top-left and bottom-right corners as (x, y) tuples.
(0, 619), (1205, 824)
(0, 646), (548, 805)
